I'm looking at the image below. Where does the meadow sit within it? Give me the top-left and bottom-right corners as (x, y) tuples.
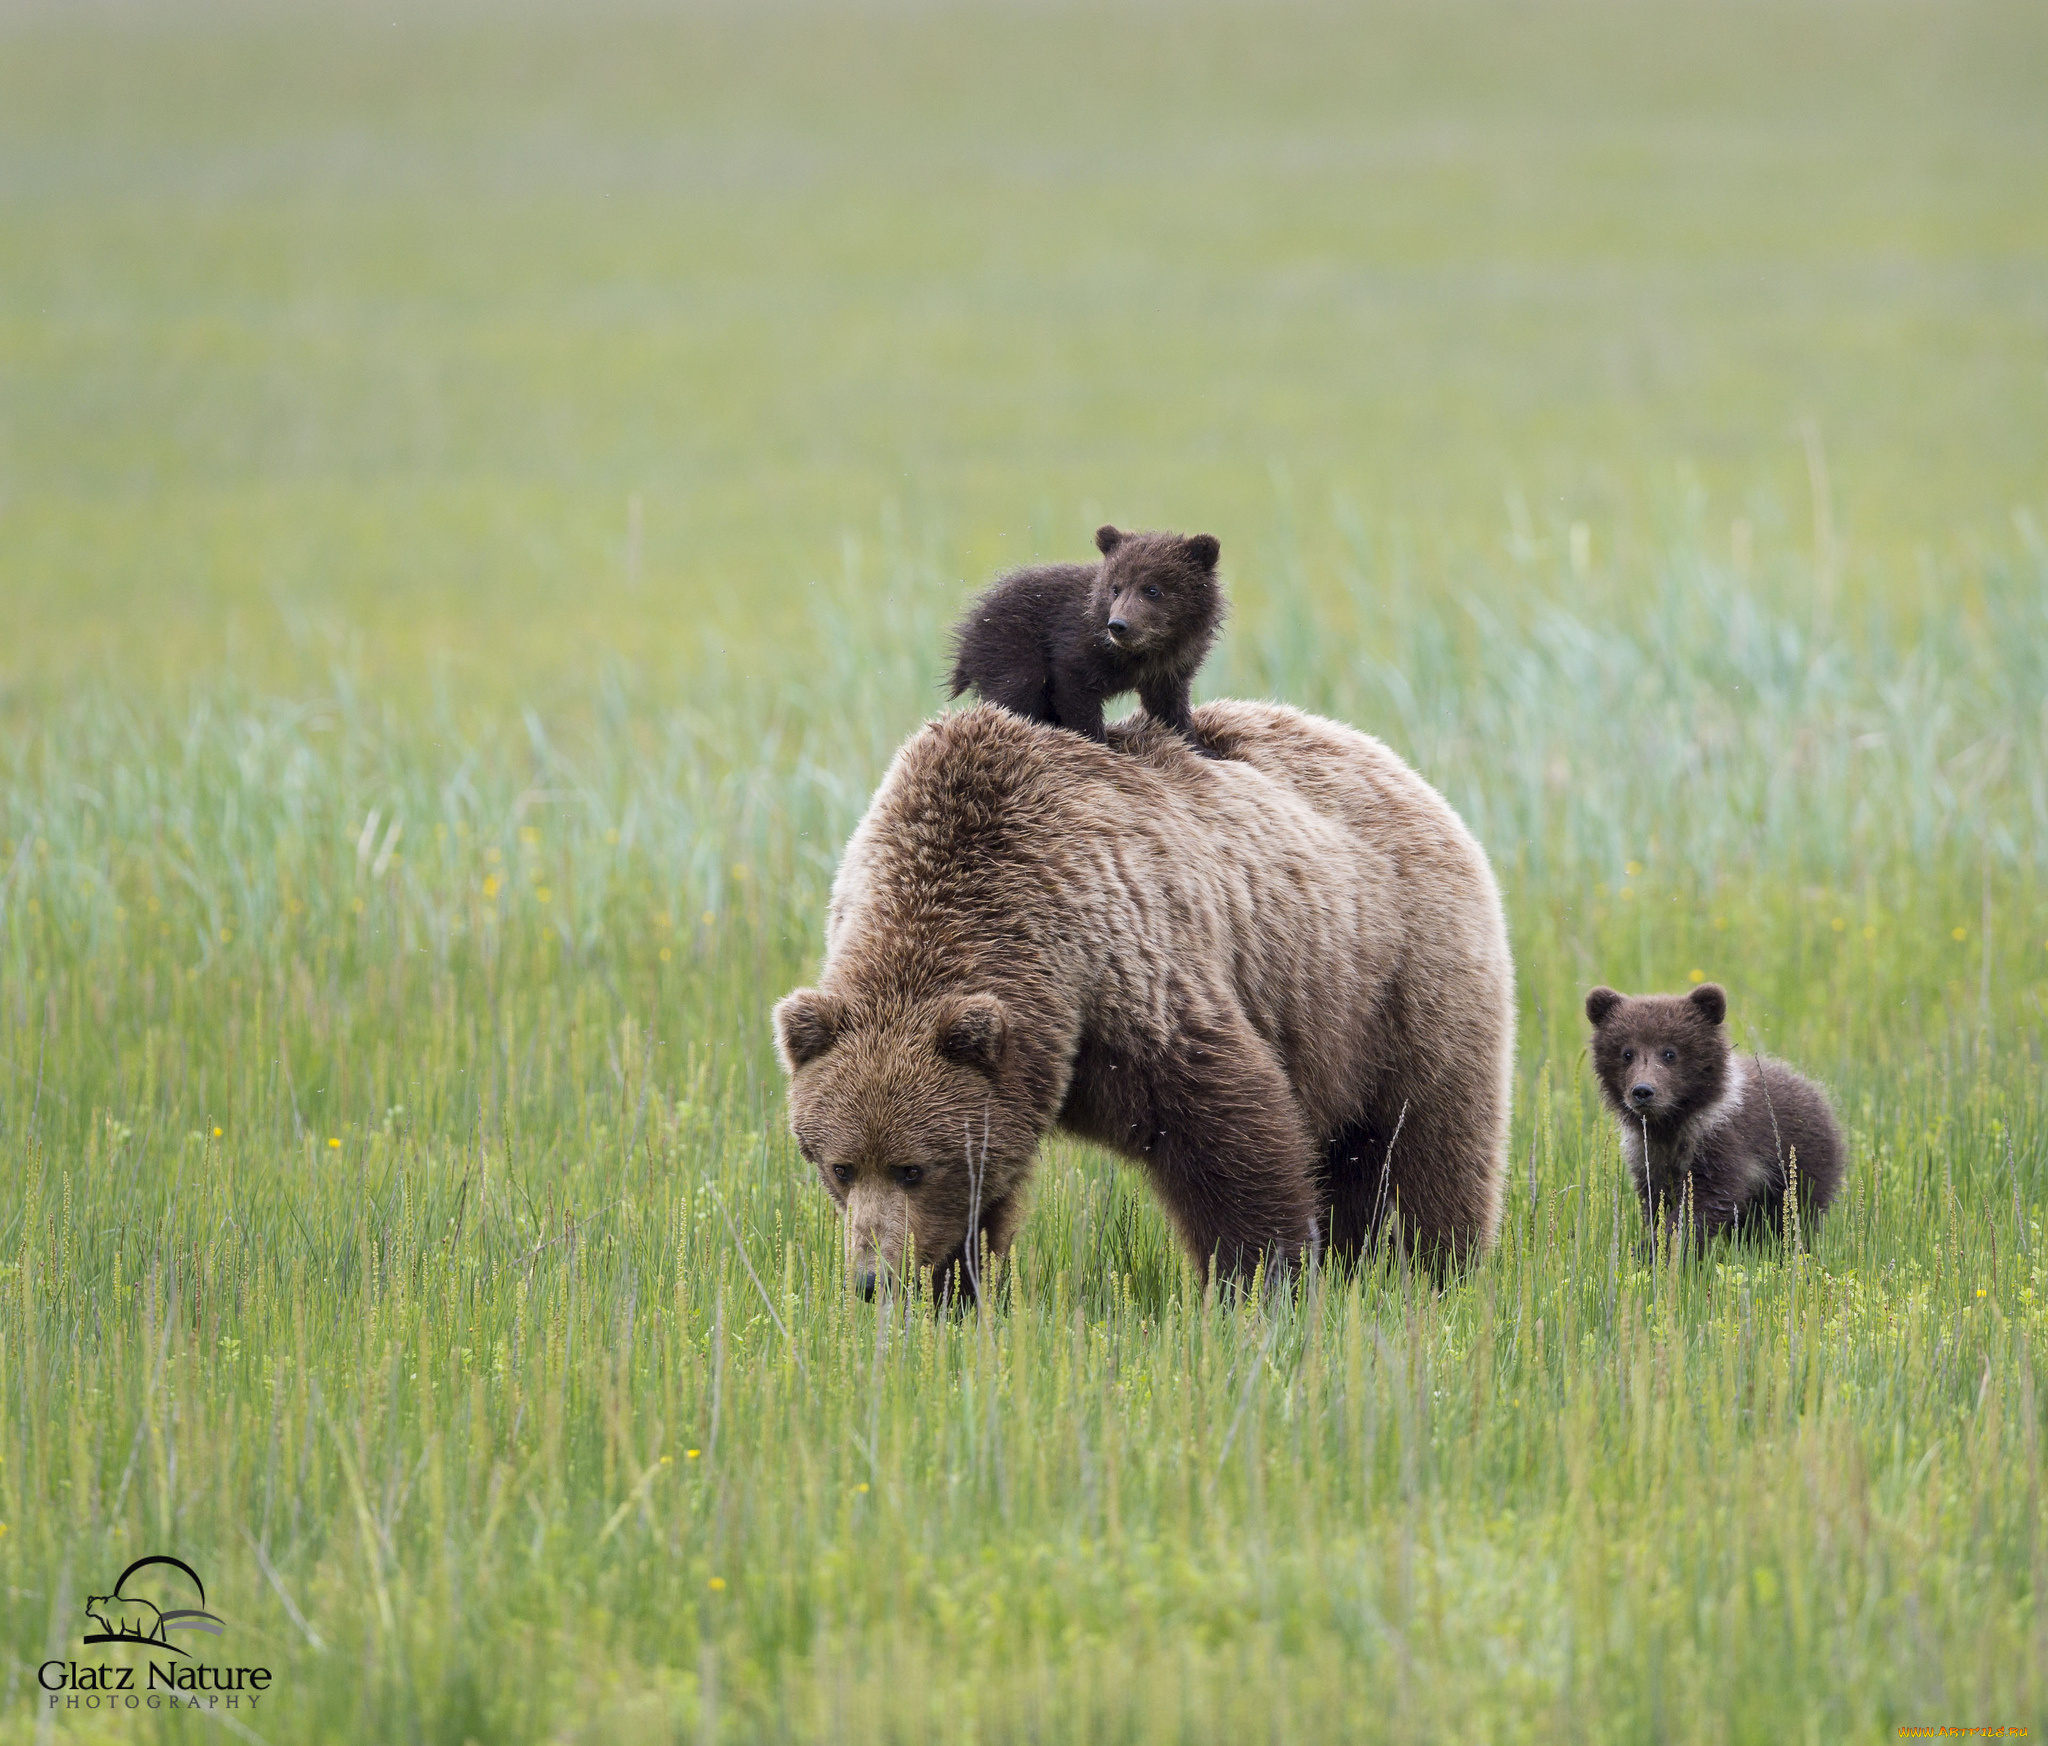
(3, 1), (2047, 1739)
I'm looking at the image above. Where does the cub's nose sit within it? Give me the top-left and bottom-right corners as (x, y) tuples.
(1629, 1082), (1656, 1105)
(1106, 616), (1129, 636)
(854, 1264), (878, 1302)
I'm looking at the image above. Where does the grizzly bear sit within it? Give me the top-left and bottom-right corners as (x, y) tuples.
(774, 700), (1515, 1297)
(1585, 982), (1845, 1249)
(946, 525), (1225, 750)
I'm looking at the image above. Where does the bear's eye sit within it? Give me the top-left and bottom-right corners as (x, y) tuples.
(1143, 584), (1162, 600)
(1660, 1048), (1677, 1063)
(831, 1164), (854, 1185)
(1621, 1047), (1634, 1063)
(895, 1165), (924, 1187)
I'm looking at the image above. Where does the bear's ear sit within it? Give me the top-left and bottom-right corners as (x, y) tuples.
(1687, 983), (1727, 1025)
(1095, 524), (1126, 557)
(936, 992), (1007, 1076)
(1585, 986), (1623, 1027)
(773, 988), (845, 1073)
(1183, 533), (1220, 569)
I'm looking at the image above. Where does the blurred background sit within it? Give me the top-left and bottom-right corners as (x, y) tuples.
(5, 0), (2044, 698)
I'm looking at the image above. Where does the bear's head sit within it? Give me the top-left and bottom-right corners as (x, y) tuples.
(1093, 526), (1223, 662)
(1584, 982), (1731, 1132)
(773, 986), (1039, 1300)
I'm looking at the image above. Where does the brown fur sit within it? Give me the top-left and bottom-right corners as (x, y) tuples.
(945, 526), (1224, 749)
(1585, 982), (1846, 1249)
(774, 700), (1515, 1296)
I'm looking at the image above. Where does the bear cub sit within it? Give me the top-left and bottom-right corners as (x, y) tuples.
(1585, 982), (1845, 1249)
(947, 524), (1224, 748)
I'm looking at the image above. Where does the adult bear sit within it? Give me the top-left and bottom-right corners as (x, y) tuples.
(773, 700), (1514, 1295)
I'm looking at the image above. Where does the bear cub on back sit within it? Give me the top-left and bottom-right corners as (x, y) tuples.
(947, 525), (1224, 748)
(1585, 982), (1845, 1249)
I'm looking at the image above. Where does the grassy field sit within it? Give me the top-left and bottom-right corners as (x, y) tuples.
(4, 0), (2048, 1739)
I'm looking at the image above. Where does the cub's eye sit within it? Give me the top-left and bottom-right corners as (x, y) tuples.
(1660, 1048), (1677, 1063)
(895, 1165), (924, 1187)
(1621, 1048), (1634, 1063)
(1143, 585), (1162, 600)
(831, 1165), (854, 1185)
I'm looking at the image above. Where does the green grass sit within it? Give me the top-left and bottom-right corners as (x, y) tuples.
(3, 0), (2047, 1739)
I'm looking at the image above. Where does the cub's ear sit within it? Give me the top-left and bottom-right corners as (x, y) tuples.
(1687, 982), (1727, 1025)
(936, 992), (1007, 1076)
(1095, 524), (1126, 557)
(773, 988), (844, 1073)
(1585, 986), (1624, 1027)
(1183, 533), (1220, 569)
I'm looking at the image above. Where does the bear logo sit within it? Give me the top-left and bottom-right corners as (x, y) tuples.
(85, 1594), (167, 1644)
(78, 1555), (225, 1655)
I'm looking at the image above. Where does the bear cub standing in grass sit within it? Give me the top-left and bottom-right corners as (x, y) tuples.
(1585, 982), (1845, 1249)
(947, 525), (1224, 749)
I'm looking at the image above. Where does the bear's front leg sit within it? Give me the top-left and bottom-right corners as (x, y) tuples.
(1119, 1011), (1323, 1283)
(928, 1192), (1026, 1307)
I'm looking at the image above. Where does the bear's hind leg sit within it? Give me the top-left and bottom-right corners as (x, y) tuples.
(1386, 1099), (1507, 1273)
(1324, 1096), (1504, 1275)
(1047, 666), (1109, 741)
(979, 666), (1057, 727)
(1320, 1113), (1390, 1261)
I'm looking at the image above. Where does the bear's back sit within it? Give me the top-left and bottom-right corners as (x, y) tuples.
(827, 702), (1392, 967)
(822, 702), (1512, 1134)
(947, 563), (1099, 699)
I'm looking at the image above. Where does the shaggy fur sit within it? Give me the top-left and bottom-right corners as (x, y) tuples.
(1585, 983), (1846, 1249)
(945, 525), (1224, 749)
(774, 700), (1516, 1296)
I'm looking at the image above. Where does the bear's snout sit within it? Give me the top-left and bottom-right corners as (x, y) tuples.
(843, 1177), (910, 1295)
(1630, 1081), (1657, 1106)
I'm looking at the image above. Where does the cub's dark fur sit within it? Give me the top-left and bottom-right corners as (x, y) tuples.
(947, 525), (1224, 747)
(1585, 982), (1845, 1249)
